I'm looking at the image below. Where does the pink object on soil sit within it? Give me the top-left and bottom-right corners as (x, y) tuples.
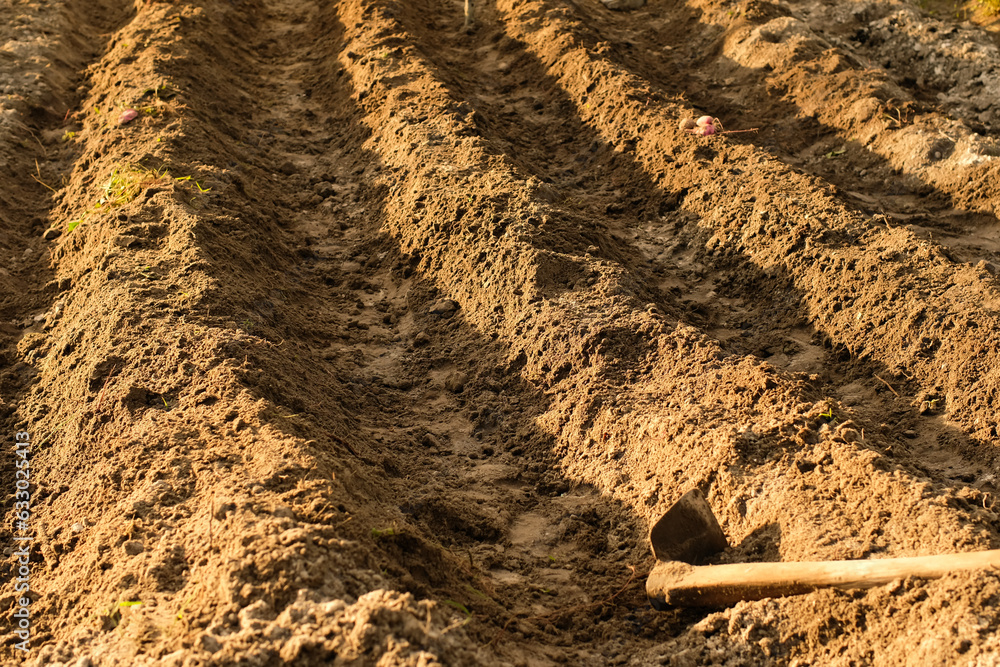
(118, 109), (139, 125)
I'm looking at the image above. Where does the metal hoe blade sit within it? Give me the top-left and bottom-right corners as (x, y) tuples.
(649, 488), (728, 564)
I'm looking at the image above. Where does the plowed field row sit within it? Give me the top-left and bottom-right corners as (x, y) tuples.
(2, 0), (1000, 664)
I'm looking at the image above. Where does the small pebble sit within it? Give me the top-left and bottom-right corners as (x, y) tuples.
(429, 298), (459, 315)
(118, 109), (139, 125)
(123, 540), (144, 556)
(313, 181), (337, 198)
(71, 522), (86, 533)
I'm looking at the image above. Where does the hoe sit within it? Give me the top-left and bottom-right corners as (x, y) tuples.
(647, 489), (1000, 608)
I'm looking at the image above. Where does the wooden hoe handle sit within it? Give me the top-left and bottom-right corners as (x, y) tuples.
(647, 549), (1000, 608)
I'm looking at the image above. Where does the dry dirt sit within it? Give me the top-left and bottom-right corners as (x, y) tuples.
(3, 0), (1000, 664)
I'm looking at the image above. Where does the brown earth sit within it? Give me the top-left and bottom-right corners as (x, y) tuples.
(2, 0), (1000, 664)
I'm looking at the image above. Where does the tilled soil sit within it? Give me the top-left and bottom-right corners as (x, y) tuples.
(3, 0), (1000, 664)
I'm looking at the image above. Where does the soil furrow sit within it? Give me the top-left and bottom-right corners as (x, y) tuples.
(244, 2), (638, 660)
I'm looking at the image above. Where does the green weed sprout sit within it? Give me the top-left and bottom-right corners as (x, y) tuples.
(100, 165), (169, 208)
(70, 164), (209, 234)
(442, 600), (472, 618)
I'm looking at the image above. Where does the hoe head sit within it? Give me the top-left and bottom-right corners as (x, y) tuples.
(649, 488), (729, 564)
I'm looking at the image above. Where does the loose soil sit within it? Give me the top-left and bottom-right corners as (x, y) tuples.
(2, 0), (1000, 664)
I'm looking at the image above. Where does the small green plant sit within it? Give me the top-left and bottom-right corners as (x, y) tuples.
(66, 209), (91, 233)
(465, 585), (491, 602)
(980, 0), (1000, 14)
(176, 595), (194, 622)
(920, 397), (940, 414)
(442, 600), (472, 619)
(68, 163), (208, 234)
(371, 527), (396, 539)
(819, 402), (839, 424)
(61, 130), (77, 142)
(100, 165), (169, 207)
(825, 147), (846, 159)
(174, 174), (212, 193)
